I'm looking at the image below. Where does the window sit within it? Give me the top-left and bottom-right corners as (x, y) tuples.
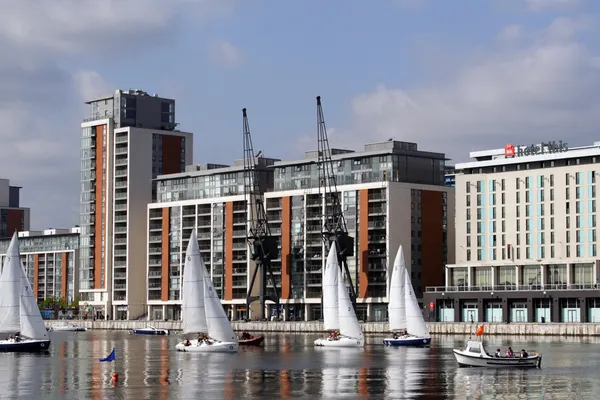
(550, 174), (554, 186)
(550, 188), (554, 201)
(526, 191), (531, 203)
(466, 182), (471, 193)
(516, 178), (520, 190)
(537, 176), (544, 188)
(526, 176), (532, 189)
(516, 192), (521, 204)
(466, 195), (471, 207)
(566, 173), (570, 185)
(576, 172), (582, 185)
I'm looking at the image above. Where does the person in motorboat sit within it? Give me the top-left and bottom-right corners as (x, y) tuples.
(240, 331), (254, 340)
(327, 331), (340, 341)
(506, 347), (514, 357)
(183, 339), (191, 347)
(495, 348), (502, 357)
(521, 349), (529, 358)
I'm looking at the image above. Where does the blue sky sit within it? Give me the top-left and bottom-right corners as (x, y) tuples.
(1, 0), (599, 228)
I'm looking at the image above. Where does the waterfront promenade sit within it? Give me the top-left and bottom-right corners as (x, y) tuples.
(45, 320), (600, 336)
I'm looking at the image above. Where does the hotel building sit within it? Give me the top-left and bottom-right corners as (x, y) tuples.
(0, 178), (30, 237)
(79, 89), (193, 320)
(0, 228), (80, 304)
(425, 140), (600, 323)
(146, 140), (454, 322)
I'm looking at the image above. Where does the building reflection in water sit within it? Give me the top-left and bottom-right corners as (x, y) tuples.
(318, 348), (367, 397)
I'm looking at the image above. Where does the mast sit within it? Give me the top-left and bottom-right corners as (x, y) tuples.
(243, 108), (280, 320)
(316, 96), (357, 309)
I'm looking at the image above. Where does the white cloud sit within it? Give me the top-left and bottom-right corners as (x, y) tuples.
(344, 16), (600, 163)
(497, 25), (522, 41)
(0, 0), (235, 229)
(525, 0), (582, 12)
(210, 40), (243, 68)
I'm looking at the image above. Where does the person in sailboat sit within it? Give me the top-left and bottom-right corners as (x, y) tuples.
(506, 347), (514, 357)
(198, 333), (212, 345)
(392, 330), (408, 339)
(183, 339), (191, 347)
(328, 330), (340, 341)
(495, 348), (502, 357)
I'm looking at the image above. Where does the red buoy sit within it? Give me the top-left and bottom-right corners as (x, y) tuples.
(112, 373), (119, 382)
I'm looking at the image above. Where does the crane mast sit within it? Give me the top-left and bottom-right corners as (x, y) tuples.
(243, 108), (280, 320)
(316, 96), (357, 308)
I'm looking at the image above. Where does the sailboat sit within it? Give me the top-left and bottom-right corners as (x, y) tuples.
(175, 230), (238, 353)
(383, 245), (431, 347)
(0, 233), (51, 352)
(314, 242), (364, 347)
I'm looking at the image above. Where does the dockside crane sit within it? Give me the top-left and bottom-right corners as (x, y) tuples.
(316, 96), (357, 309)
(242, 108), (280, 320)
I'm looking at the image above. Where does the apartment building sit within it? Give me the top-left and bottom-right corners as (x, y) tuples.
(425, 140), (600, 323)
(0, 179), (30, 237)
(80, 89), (193, 320)
(146, 140), (454, 322)
(0, 228), (80, 304)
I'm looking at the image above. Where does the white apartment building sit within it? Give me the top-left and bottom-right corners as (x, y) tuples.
(79, 89), (193, 320)
(425, 140), (600, 324)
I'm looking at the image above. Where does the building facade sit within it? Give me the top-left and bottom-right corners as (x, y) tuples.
(79, 89), (193, 320)
(147, 141), (455, 322)
(0, 228), (80, 304)
(0, 179), (30, 237)
(425, 140), (600, 323)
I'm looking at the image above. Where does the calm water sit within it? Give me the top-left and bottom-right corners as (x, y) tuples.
(2, 331), (600, 399)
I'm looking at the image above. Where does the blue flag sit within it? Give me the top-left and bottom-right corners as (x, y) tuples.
(99, 348), (115, 362)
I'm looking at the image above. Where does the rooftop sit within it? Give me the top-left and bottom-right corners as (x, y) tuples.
(85, 89), (174, 104)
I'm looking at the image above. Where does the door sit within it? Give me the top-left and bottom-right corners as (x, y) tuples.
(515, 309), (526, 322)
(466, 309), (477, 323)
(568, 309), (578, 322)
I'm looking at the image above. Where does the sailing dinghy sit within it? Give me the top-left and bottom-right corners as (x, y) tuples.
(175, 230), (238, 353)
(314, 243), (364, 348)
(0, 233), (51, 352)
(383, 245), (431, 347)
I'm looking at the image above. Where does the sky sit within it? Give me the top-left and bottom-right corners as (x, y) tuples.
(1, 0), (600, 230)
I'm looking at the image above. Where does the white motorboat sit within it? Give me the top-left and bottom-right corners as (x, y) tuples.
(50, 324), (87, 332)
(383, 245), (431, 347)
(0, 233), (51, 352)
(175, 230), (238, 353)
(131, 326), (168, 335)
(314, 243), (364, 348)
(453, 339), (542, 368)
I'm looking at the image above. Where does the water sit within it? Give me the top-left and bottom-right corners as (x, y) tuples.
(1, 331), (599, 399)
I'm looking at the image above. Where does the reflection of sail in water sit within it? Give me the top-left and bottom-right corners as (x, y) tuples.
(320, 349), (364, 397)
(5, 355), (38, 397)
(385, 347), (427, 398)
(177, 353), (236, 398)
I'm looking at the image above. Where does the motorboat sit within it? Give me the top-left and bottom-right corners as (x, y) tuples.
(175, 230), (238, 353)
(383, 245), (431, 347)
(453, 339), (542, 368)
(238, 332), (265, 346)
(132, 327), (169, 335)
(314, 243), (364, 348)
(50, 324), (87, 332)
(0, 233), (51, 353)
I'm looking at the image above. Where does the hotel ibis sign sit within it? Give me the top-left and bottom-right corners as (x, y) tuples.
(504, 141), (568, 158)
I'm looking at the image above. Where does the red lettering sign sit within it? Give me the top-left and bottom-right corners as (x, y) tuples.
(505, 144), (515, 157)
(429, 301), (434, 311)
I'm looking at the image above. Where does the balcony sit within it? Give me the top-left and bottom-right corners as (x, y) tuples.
(425, 283), (600, 293)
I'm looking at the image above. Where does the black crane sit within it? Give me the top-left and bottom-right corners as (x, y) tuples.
(242, 108), (280, 320)
(316, 96), (357, 308)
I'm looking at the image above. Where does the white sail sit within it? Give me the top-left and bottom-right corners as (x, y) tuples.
(0, 233), (23, 333)
(388, 245), (407, 331)
(203, 262), (236, 343)
(181, 230), (208, 334)
(337, 266), (363, 340)
(322, 243), (340, 331)
(19, 272), (49, 340)
(404, 270), (430, 338)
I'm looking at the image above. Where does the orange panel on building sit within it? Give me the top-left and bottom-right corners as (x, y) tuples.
(61, 252), (68, 300)
(161, 208), (170, 301)
(6, 209), (24, 236)
(421, 191), (444, 288)
(94, 125), (105, 289)
(33, 254), (39, 298)
(225, 202), (234, 301)
(358, 189), (370, 298)
(161, 135), (183, 175)
(280, 196), (291, 299)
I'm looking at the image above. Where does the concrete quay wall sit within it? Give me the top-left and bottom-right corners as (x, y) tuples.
(45, 320), (600, 336)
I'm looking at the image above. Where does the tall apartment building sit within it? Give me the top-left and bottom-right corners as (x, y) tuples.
(425, 140), (600, 324)
(0, 228), (80, 304)
(0, 179), (30, 237)
(146, 140), (454, 322)
(80, 89), (193, 320)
